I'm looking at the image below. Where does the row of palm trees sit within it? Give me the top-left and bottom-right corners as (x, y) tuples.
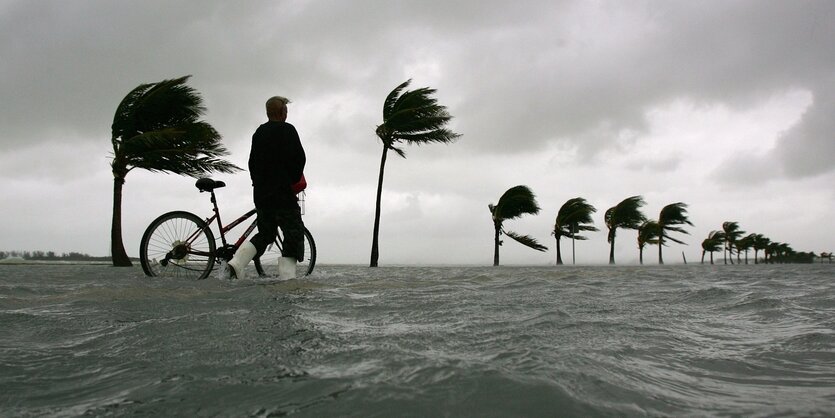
(700, 222), (817, 264)
(488, 187), (695, 266)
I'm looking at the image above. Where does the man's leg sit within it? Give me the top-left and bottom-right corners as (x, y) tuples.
(229, 206), (278, 279)
(276, 204), (305, 262)
(250, 206), (280, 257)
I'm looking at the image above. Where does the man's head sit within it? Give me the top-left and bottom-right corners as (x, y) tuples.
(266, 96), (291, 122)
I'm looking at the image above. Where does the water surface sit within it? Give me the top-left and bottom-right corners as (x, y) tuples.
(1, 264), (833, 416)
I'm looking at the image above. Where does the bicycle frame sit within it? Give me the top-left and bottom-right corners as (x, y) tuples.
(201, 188), (258, 258)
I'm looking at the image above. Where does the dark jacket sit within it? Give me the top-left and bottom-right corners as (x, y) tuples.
(249, 121), (306, 208)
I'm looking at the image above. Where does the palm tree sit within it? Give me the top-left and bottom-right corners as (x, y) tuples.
(765, 241), (780, 264)
(737, 234), (757, 264)
(701, 230), (725, 264)
(110, 76), (240, 266)
(751, 234), (770, 264)
(605, 196), (646, 264)
(552, 197), (598, 265)
(656, 202), (693, 264)
(637, 220), (660, 265)
(776, 243), (793, 263)
(721, 221), (745, 265)
(489, 185), (548, 266)
(370, 79), (460, 267)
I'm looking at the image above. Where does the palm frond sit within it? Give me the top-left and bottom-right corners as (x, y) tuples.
(504, 230), (548, 252)
(608, 195), (646, 230)
(659, 202), (693, 227)
(493, 185), (541, 221)
(382, 79), (412, 119)
(638, 220), (660, 248)
(389, 144), (407, 158)
(111, 76), (241, 177)
(377, 80), (461, 153)
(112, 75), (204, 142)
(555, 197), (598, 239)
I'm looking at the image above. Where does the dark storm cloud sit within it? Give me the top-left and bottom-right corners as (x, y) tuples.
(1, 0), (833, 172)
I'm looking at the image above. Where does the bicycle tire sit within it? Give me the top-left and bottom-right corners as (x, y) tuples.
(254, 226), (316, 278)
(140, 211), (216, 280)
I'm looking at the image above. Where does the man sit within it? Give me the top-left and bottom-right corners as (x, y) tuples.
(228, 96), (306, 279)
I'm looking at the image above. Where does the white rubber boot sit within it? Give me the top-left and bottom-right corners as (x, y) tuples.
(228, 241), (257, 280)
(278, 257), (297, 279)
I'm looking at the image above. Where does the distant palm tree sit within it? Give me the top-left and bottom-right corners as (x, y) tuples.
(737, 234), (757, 264)
(701, 230), (725, 264)
(776, 243), (793, 263)
(489, 185), (548, 266)
(552, 197), (598, 265)
(765, 241), (780, 264)
(821, 251), (832, 263)
(637, 220), (660, 265)
(605, 196), (646, 264)
(370, 79), (460, 267)
(656, 202), (693, 264)
(751, 234), (770, 265)
(110, 75), (240, 267)
(721, 221), (745, 265)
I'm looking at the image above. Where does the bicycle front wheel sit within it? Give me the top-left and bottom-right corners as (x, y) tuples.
(140, 211), (216, 280)
(254, 226), (316, 278)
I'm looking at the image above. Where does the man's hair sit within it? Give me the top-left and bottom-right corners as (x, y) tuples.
(266, 96), (291, 109)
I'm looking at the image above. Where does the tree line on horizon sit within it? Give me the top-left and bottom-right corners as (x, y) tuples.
(104, 76), (829, 268)
(0, 250), (112, 262)
(485, 187), (826, 266)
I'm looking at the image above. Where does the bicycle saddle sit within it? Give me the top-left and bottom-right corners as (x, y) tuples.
(195, 178), (226, 192)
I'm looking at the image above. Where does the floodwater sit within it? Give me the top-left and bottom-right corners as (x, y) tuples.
(1, 263), (834, 416)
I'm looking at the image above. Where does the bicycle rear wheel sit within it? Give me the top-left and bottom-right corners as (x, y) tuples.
(140, 211), (216, 280)
(254, 227), (316, 278)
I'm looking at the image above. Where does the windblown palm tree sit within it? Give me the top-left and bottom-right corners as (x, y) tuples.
(110, 76), (240, 266)
(737, 233), (757, 264)
(552, 197), (597, 265)
(605, 196), (646, 264)
(721, 221), (745, 265)
(701, 230), (725, 264)
(775, 243), (793, 263)
(657, 202), (693, 264)
(765, 241), (780, 264)
(751, 234), (770, 264)
(489, 185), (547, 266)
(370, 79), (460, 267)
(637, 220), (660, 265)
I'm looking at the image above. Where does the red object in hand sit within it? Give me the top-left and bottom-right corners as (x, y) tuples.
(292, 174), (307, 194)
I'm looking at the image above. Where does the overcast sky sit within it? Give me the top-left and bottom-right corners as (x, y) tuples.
(1, 0), (833, 265)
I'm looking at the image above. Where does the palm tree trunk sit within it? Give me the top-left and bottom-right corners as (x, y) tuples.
(555, 236), (563, 265)
(701, 250), (706, 264)
(754, 249), (759, 264)
(493, 224), (501, 266)
(658, 235), (664, 265)
(710, 251), (714, 264)
(111, 175), (132, 267)
(370, 146), (389, 267)
(639, 247), (644, 264)
(572, 235), (576, 265)
(608, 234), (616, 264)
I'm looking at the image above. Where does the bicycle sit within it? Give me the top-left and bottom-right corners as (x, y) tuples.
(139, 177), (316, 280)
